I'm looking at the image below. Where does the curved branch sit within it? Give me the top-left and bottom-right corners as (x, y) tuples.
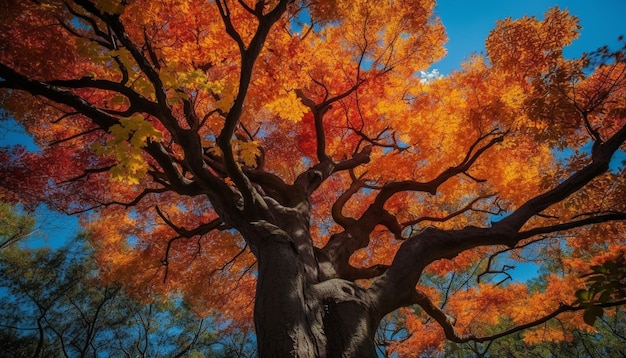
(376, 131), (506, 205)
(155, 206), (224, 238)
(215, 0), (246, 53)
(331, 179), (363, 228)
(402, 194), (496, 228)
(0, 63), (119, 130)
(412, 288), (626, 343)
(45, 77), (158, 115)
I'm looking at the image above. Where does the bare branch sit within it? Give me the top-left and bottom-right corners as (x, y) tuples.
(59, 165), (115, 183)
(155, 206), (224, 238)
(402, 195), (496, 228)
(477, 237), (546, 284)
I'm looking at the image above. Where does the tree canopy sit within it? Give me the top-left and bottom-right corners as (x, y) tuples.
(1, 1), (625, 356)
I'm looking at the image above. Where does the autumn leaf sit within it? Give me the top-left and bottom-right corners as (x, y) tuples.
(264, 89), (310, 123)
(92, 115), (162, 184)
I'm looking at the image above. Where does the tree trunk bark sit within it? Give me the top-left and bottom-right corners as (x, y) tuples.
(254, 233), (378, 357)
(254, 233), (321, 357)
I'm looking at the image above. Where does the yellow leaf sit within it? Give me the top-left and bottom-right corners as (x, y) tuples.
(264, 90), (309, 123)
(94, 115), (162, 184)
(237, 140), (260, 166)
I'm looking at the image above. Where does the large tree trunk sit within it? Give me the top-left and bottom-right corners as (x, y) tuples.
(254, 232), (379, 357)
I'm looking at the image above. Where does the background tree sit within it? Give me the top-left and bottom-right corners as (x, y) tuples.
(0, 208), (245, 358)
(0, 201), (35, 250)
(1, 0), (625, 356)
(442, 308), (626, 358)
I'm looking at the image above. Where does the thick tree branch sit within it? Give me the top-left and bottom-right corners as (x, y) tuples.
(215, 0), (292, 214)
(374, 123), (626, 315)
(244, 169), (292, 205)
(144, 142), (206, 196)
(0, 63), (119, 130)
(295, 89), (330, 161)
(331, 179), (363, 228)
(333, 145), (373, 173)
(342, 264), (390, 281)
(45, 77), (158, 116)
(518, 212), (626, 240)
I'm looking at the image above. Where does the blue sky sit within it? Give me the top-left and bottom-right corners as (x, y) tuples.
(434, 0), (626, 74)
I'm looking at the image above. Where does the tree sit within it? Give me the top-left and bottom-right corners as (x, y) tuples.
(1, 1), (625, 356)
(0, 220), (243, 358)
(0, 201), (35, 250)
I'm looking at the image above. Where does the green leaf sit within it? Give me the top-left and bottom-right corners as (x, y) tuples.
(590, 265), (605, 273)
(599, 290), (612, 303)
(582, 305), (604, 326)
(575, 289), (591, 302)
(110, 95), (128, 106)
